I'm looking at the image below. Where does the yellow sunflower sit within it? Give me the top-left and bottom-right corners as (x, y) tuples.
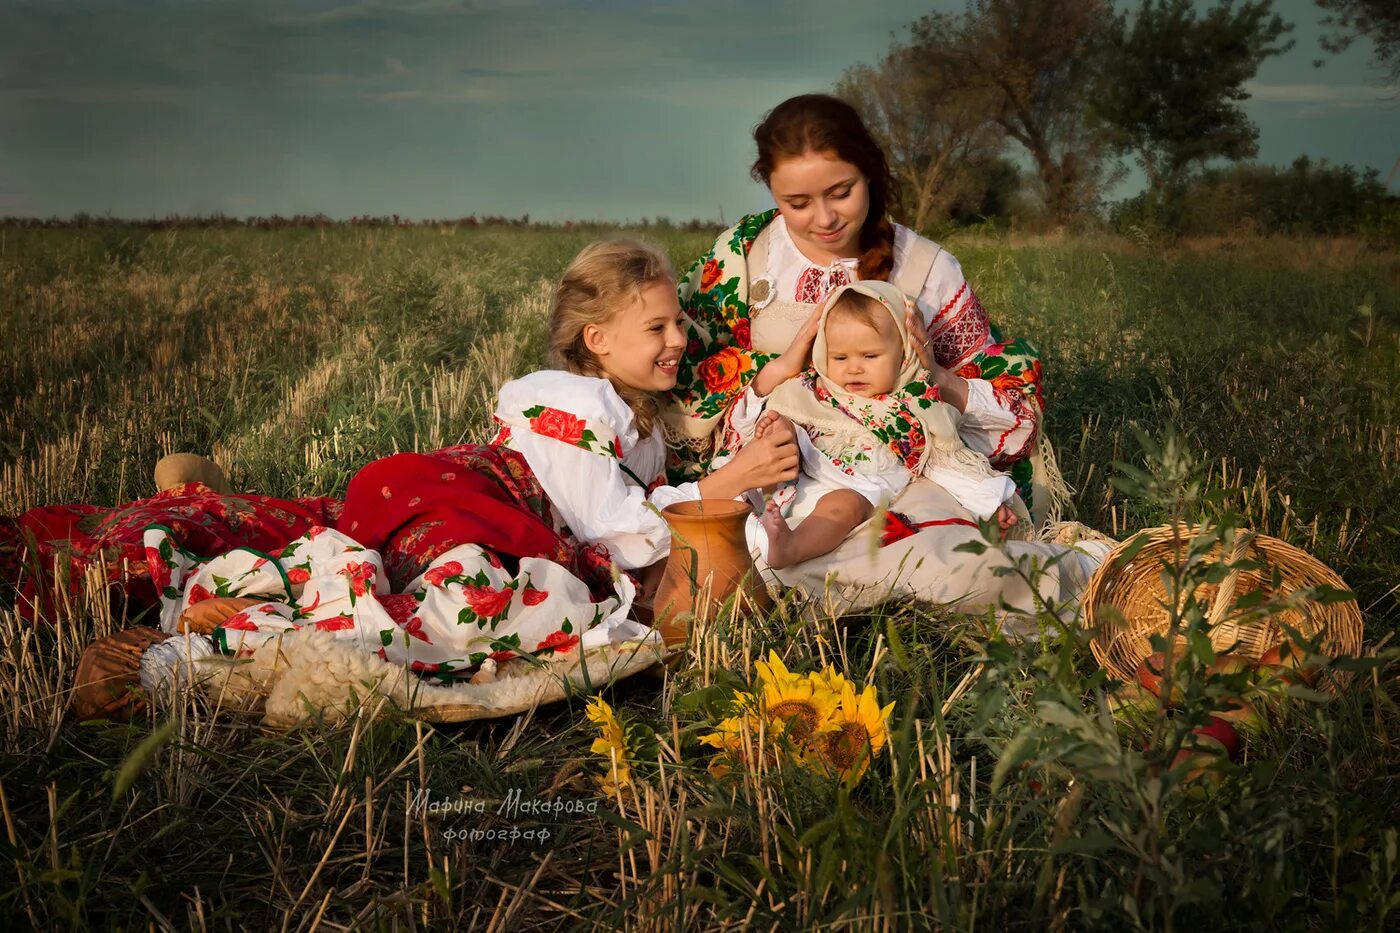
(808, 664), (852, 698)
(586, 696), (631, 793)
(699, 696), (788, 778)
(811, 683), (895, 782)
(754, 652), (838, 746)
(698, 714), (750, 778)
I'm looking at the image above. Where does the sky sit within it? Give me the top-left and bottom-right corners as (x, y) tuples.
(1, 0), (1395, 221)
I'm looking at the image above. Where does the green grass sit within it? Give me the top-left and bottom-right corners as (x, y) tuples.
(0, 225), (1396, 930)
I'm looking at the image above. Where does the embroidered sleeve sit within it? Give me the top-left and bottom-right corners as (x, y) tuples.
(917, 250), (1043, 470)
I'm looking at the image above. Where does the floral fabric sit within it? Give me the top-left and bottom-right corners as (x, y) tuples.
(5, 483), (341, 622)
(148, 525), (638, 679)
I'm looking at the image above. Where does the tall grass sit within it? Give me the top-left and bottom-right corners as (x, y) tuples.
(0, 225), (1396, 930)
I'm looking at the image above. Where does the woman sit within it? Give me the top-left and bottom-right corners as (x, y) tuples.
(664, 94), (1103, 627)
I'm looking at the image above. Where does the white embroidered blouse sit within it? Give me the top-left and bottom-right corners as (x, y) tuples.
(493, 371), (700, 570)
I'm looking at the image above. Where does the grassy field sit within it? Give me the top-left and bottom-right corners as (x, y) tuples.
(0, 224), (1397, 930)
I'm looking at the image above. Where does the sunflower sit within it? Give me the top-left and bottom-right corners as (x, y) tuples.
(698, 714), (751, 779)
(699, 695), (788, 778)
(754, 652), (838, 746)
(811, 683), (895, 782)
(807, 664), (852, 698)
(586, 696), (631, 793)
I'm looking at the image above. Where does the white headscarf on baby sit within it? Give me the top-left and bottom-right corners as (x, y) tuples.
(766, 280), (1000, 482)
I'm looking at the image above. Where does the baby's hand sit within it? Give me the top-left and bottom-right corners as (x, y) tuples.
(995, 503), (1018, 531)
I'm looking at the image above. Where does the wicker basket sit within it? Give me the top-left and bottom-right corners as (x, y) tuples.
(1083, 525), (1364, 692)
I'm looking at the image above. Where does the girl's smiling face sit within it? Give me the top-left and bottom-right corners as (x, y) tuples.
(583, 280), (687, 393)
(767, 149), (870, 265)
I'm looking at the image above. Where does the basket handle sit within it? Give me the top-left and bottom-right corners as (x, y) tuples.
(1206, 528), (1256, 631)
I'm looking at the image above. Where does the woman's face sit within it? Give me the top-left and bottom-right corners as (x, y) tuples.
(767, 150), (870, 264)
(584, 280), (687, 393)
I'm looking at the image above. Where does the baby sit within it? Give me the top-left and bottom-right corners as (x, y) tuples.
(740, 281), (1019, 570)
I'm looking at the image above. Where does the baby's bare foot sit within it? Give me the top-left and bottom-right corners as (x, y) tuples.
(760, 502), (799, 569)
(753, 410), (781, 440)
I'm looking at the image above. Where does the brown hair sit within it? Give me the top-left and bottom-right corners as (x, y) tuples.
(827, 290), (901, 344)
(751, 94), (900, 282)
(548, 238), (676, 436)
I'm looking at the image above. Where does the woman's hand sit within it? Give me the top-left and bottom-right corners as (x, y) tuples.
(905, 308), (970, 412)
(751, 306), (821, 397)
(696, 416), (800, 500)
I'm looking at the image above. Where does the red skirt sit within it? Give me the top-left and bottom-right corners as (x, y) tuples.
(2, 445), (613, 622)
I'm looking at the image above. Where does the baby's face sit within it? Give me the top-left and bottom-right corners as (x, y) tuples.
(824, 315), (902, 396)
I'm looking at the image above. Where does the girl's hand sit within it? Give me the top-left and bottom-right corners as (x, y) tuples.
(733, 417), (800, 488)
(697, 416), (800, 499)
(995, 503), (1018, 531)
(752, 306), (821, 397)
(905, 307), (970, 412)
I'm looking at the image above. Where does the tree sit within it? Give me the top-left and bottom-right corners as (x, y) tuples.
(1095, 0), (1294, 191)
(909, 0), (1120, 226)
(1315, 0), (1400, 83)
(835, 38), (1004, 231)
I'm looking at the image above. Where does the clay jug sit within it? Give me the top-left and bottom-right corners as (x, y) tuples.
(652, 500), (772, 647)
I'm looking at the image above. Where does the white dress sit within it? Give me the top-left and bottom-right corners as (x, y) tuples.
(493, 371), (702, 569)
(720, 387), (1016, 562)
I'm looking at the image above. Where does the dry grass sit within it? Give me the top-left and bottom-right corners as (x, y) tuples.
(0, 225), (1397, 930)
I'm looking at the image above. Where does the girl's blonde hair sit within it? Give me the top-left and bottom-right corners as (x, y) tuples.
(548, 238), (676, 437)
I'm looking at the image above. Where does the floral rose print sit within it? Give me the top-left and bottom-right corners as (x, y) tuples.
(338, 561), (375, 597)
(221, 610), (259, 631)
(463, 584), (513, 619)
(424, 561), (463, 587)
(732, 318), (752, 350)
(535, 630), (579, 654)
(699, 258), (723, 292)
(528, 407), (587, 446)
(315, 614), (356, 632)
(697, 347), (750, 395)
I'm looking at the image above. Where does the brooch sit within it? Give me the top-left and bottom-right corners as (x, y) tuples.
(749, 275), (775, 311)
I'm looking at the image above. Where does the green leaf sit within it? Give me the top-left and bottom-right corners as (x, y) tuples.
(112, 719), (176, 800)
(990, 729), (1037, 793)
(1189, 629), (1215, 665)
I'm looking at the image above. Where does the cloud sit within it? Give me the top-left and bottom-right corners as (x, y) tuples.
(363, 85), (496, 102)
(1245, 81), (1396, 104)
(273, 0), (476, 27)
(3, 84), (185, 106)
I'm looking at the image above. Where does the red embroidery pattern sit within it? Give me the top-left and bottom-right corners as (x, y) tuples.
(988, 387), (1039, 465)
(927, 285), (992, 369)
(794, 265), (852, 305)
